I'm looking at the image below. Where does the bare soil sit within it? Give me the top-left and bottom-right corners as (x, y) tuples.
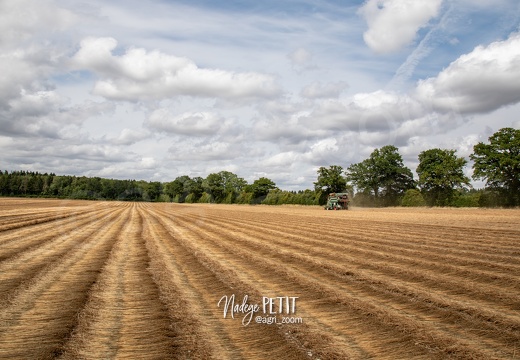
(0, 198), (519, 359)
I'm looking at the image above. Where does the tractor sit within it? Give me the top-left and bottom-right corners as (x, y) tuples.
(324, 192), (350, 210)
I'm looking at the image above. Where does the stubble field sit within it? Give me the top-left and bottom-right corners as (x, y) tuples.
(0, 198), (519, 359)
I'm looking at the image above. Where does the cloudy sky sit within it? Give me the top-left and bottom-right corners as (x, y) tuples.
(1, 0), (520, 190)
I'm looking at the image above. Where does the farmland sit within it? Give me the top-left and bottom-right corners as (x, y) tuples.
(0, 198), (519, 359)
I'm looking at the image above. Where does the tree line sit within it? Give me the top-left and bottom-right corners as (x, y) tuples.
(315, 127), (519, 207)
(0, 171), (165, 201)
(1, 128), (518, 207)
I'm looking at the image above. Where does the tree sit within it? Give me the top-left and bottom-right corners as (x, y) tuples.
(0, 171), (8, 196)
(401, 189), (426, 207)
(470, 127), (520, 206)
(164, 175), (191, 202)
(314, 165), (347, 194)
(184, 176), (204, 201)
(203, 171), (247, 203)
(249, 177), (277, 202)
(345, 161), (373, 194)
(145, 181), (163, 201)
(346, 145), (414, 206)
(417, 148), (471, 206)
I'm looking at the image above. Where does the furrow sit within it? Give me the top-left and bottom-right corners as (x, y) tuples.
(59, 204), (175, 359)
(1, 200), (518, 359)
(207, 208), (520, 253)
(0, 208), (91, 233)
(0, 204), (129, 359)
(188, 211), (520, 309)
(140, 209), (225, 359)
(0, 206), (114, 261)
(145, 208), (314, 360)
(0, 206), (125, 303)
(205, 210), (520, 267)
(151, 207), (433, 359)
(173, 210), (520, 355)
(161, 209), (510, 359)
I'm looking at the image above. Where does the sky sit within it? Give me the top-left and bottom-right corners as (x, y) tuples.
(1, 0), (520, 190)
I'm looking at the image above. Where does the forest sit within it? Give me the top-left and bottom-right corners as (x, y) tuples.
(1, 128), (518, 207)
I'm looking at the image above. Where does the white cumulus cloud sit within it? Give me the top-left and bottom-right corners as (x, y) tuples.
(0, 89), (113, 138)
(110, 128), (150, 145)
(0, 0), (76, 47)
(359, 0), (443, 53)
(262, 151), (301, 168)
(416, 31), (520, 114)
(299, 90), (424, 132)
(72, 37), (282, 102)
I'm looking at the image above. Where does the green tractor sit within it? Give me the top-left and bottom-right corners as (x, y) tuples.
(324, 192), (350, 210)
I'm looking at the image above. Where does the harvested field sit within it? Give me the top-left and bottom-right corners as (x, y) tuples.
(0, 198), (519, 359)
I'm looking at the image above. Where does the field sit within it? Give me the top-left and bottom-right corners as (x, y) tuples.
(0, 198), (519, 359)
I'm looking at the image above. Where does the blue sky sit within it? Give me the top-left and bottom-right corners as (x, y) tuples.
(1, 0), (520, 190)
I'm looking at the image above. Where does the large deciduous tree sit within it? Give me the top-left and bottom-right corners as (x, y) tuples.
(470, 127), (520, 206)
(203, 171), (247, 203)
(346, 145), (414, 206)
(184, 176), (204, 201)
(417, 148), (471, 206)
(249, 177), (277, 200)
(164, 175), (191, 202)
(314, 165), (347, 195)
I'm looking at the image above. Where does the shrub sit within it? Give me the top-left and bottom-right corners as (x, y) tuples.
(157, 194), (171, 202)
(401, 189), (426, 207)
(184, 193), (197, 203)
(236, 192), (253, 204)
(222, 192), (235, 204)
(478, 189), (505, 207)
(198, 192), (213, 203)
(450, 191), (480, 207)
(262, 189), (283, 205)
